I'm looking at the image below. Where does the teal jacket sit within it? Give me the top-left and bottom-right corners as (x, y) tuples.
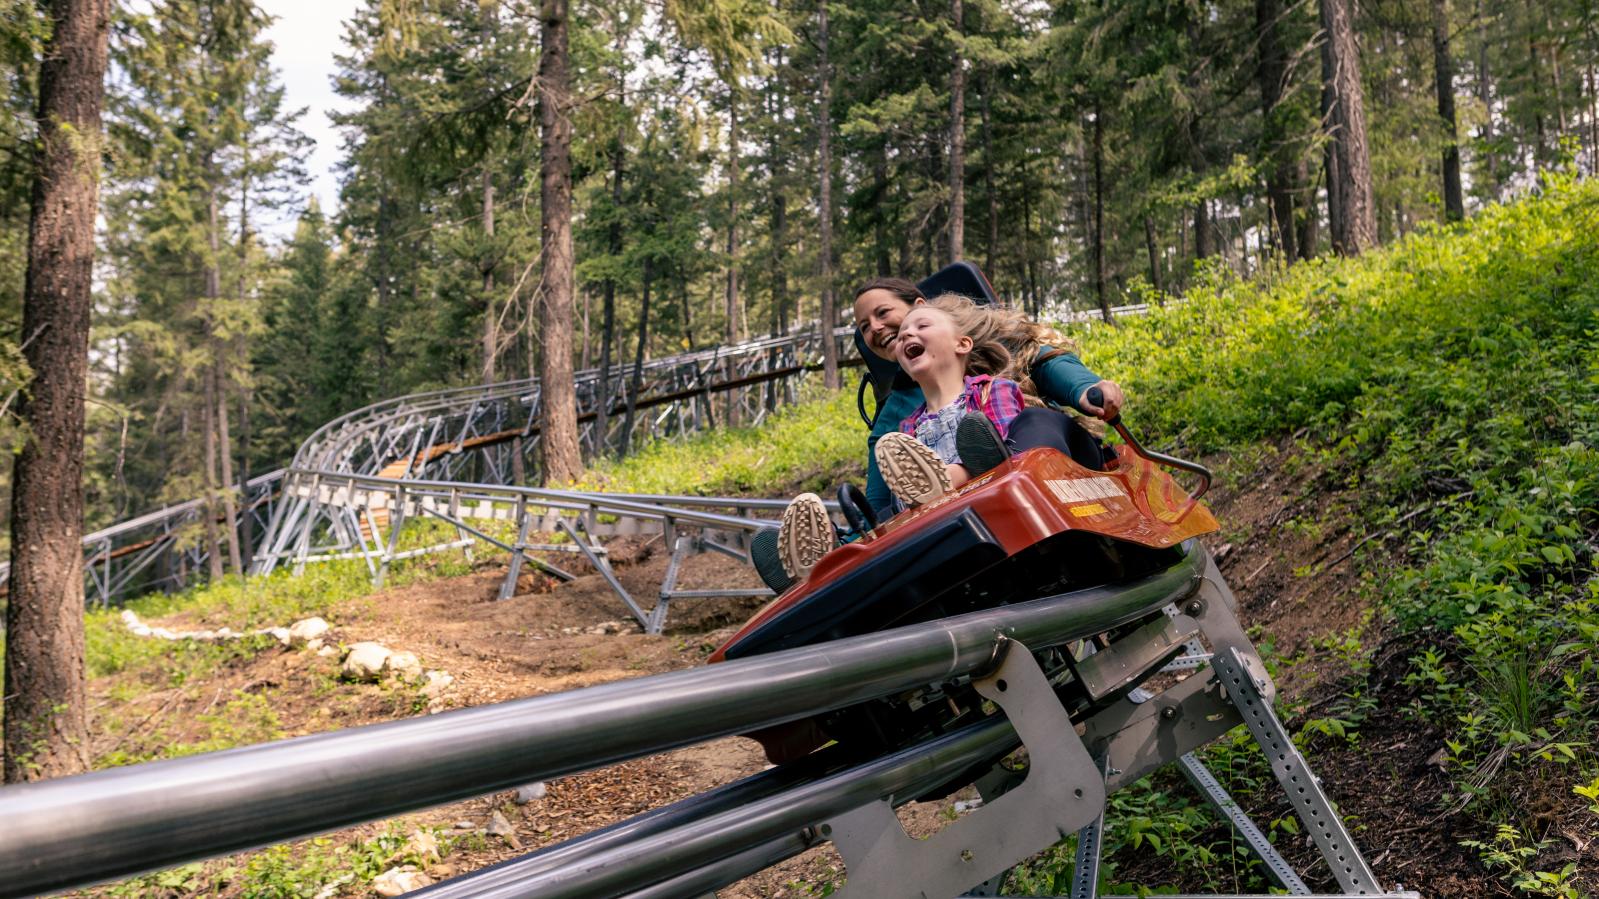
(863, 347), (1101, 514)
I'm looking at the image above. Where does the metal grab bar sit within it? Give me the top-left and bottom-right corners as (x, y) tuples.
(0, 545), (1203, 898)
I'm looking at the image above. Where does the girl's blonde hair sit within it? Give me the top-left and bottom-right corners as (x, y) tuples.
(927, 293), (1082, 404)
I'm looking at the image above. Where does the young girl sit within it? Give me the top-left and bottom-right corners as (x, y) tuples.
(777, 294), (1023, 579)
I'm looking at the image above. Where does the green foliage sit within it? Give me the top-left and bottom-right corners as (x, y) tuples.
(577, 386), (863, 496)
(1057, 181), (1599, 888)
(1462, 824), (1584, 899)
(1006, 732), (1284, 894)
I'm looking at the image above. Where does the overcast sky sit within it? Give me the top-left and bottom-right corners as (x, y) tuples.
(260, 0), (362, 233)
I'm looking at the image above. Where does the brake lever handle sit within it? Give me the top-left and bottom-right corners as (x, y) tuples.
(1086, 387), (1211, 502)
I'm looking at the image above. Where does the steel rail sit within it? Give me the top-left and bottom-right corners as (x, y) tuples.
(0, 545), (1202, 898)
(421, 715), (1021, 899)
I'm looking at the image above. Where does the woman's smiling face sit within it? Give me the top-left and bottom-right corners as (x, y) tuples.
(854, 289), (921, 361)
(894, 306), (970, 377)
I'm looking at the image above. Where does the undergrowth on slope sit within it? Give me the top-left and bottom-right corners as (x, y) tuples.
(575, 385), (862, 496)
(1026, 175), (1599, 894)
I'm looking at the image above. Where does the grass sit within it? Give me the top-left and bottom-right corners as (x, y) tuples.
(574, 384), (864, 497)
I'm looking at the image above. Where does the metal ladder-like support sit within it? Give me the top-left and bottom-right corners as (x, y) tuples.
(992, 648), (1412, 899)
(650, 519), (773, 635)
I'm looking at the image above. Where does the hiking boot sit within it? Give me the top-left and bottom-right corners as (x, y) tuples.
(749, 528), (792, 593)
(778, 493), (835, 580)
(874, 432), (953, 507)
(956, 412), (1010, 477)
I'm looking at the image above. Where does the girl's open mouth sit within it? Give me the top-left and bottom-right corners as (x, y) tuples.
(902, 342), (925, 360)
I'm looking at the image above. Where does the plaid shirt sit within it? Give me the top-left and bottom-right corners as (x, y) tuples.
(900, 375), (1025, 464)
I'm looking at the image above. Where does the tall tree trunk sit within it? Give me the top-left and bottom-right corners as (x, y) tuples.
(1431, 0), (1465, 221)
(1544, 6), (1567, 139)
(1257, 0), (1299, 259)
(678, 269), (694, 350)
(237, 391), (253, 569)
(772, 193), (788, 334)
(1321, 0), (1376, 254)
(1193, 200), (1213, 259)
(536, 0), (581, 483)
(817, 0), (839, 389)
(1321, 34), (1344, 243)
(373, 194), (393, 391)
(4, 0), (108, 784)
(234, 169), (252, 572)
(980, 72), (998, 277)
(597, 126), (622, 456)
(481, 166), (497, 383)
(1091, 103), (1110, 322)
(1476, 5), (1498, 192)
(203, 185), (225, 581)
(215, 363), (243, 576)
(202, 367), (223, 582)
(725, 94), (741, 345)
(1296, 159), (1319, 258)
(947, 0), (965, 261)
(1143, 214), (1163, 294)
(619, 257), (651, 458)
(872, 143), (890, 277)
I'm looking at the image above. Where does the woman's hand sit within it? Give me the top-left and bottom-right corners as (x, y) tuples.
(1077, 380), (1125, 420)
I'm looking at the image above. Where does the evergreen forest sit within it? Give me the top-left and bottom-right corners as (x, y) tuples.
(0, 0), (1596, 532)
(2, 0), (1599, 894)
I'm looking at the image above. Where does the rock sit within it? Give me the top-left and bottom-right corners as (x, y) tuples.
(403, 829), (440, 864)
(419, 670), (454, 698)
(305, 637), (324, 652)
(288, 617), (330, 645)
(317, 644), (339, 658)
(453, 820), (476, 830)
(265, 627), (292, 646)
(486, 810), (522, 849)
(513, 782), (547, 805)
(372, 865), (433, 896)
(342, 642), (392, 681)
(386, 650), (423, 681)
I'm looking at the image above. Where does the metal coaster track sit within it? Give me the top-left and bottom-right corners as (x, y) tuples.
(0, 543), (1415, 899)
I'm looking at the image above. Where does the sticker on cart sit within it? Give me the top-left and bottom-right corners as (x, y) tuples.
(1044, 477), (1127, 505)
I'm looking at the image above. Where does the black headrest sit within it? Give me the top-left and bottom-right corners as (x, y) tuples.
(916, 261), (998, 307)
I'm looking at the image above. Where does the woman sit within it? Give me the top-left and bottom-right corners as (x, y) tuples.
(851, 277), (1126, 520)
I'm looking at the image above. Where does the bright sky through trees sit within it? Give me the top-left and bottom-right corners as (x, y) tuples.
(261, 0), (360, 223)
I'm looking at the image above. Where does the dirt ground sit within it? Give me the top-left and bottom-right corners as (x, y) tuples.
(71, 443), (1542, 898)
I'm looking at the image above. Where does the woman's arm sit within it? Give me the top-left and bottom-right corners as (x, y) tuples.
(1030, 348), (1101, 412)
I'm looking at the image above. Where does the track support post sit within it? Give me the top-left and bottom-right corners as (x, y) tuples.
(827, 639), (1106, 899)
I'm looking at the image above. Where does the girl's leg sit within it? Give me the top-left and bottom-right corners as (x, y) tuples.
(1006, 407), (1107, 470)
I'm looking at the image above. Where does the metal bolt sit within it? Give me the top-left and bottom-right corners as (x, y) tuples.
(1185, 600), (1204, 616)
(1161, 706), (1177, 719)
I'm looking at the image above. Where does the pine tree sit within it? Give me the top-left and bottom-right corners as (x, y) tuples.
(4, 0), (110, 784)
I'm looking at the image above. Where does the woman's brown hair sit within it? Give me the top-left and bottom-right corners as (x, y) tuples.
(853, 277), (925, 305)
